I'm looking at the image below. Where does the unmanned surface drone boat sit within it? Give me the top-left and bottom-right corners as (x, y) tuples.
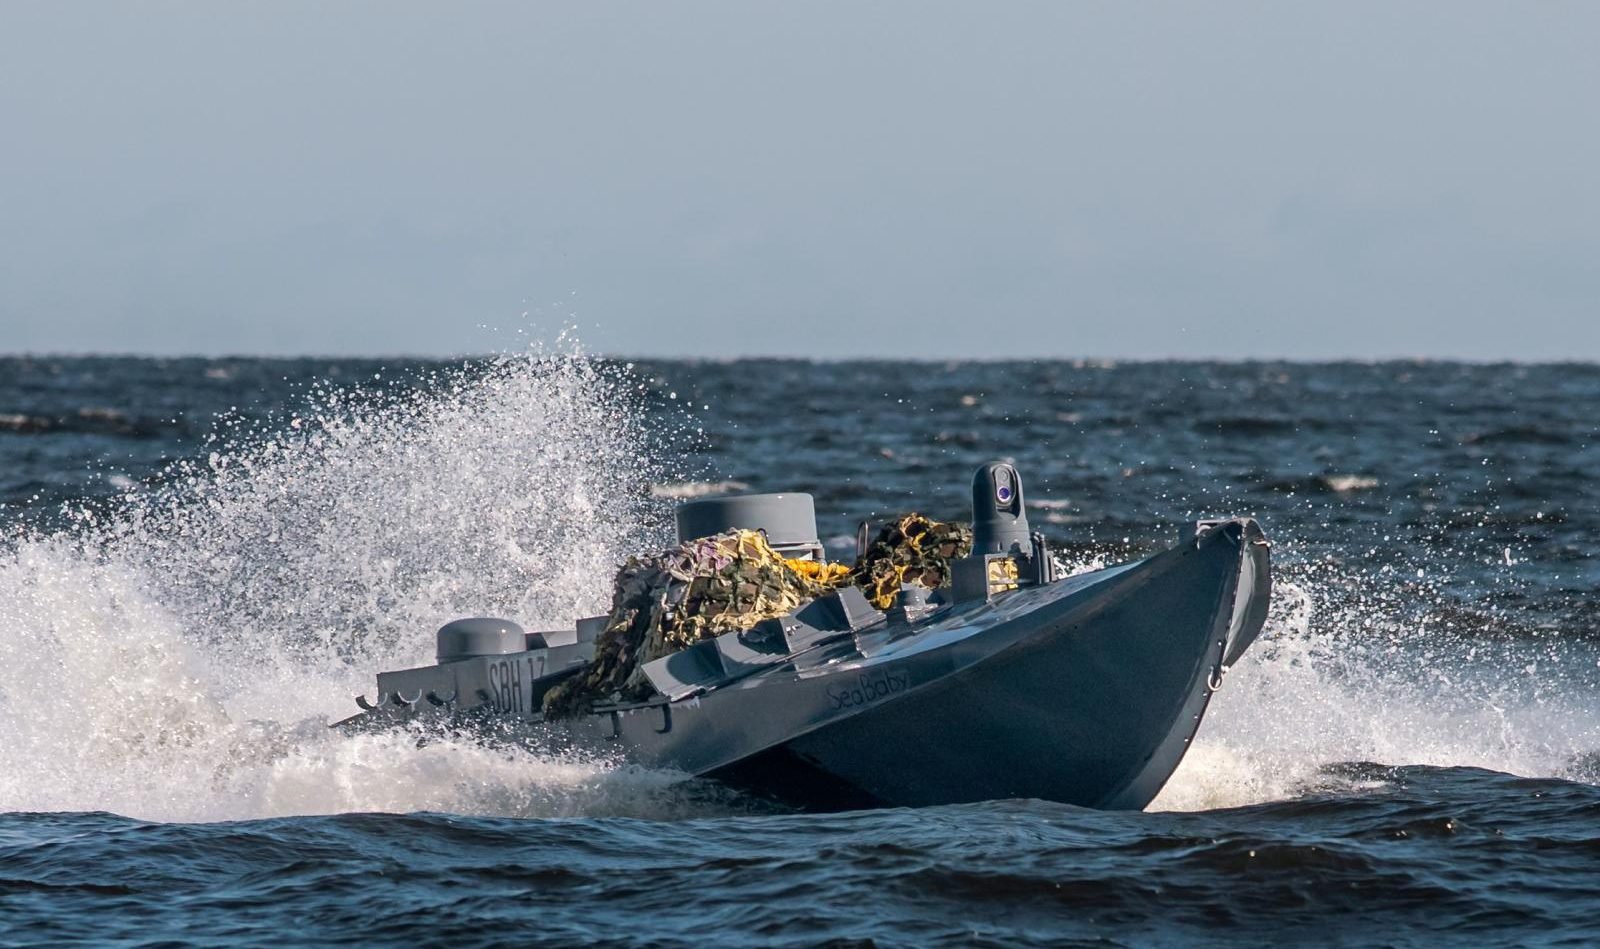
(341, 463), (1271, 811)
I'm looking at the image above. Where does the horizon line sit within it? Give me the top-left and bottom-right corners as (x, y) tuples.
(3, 350), (1598, 367)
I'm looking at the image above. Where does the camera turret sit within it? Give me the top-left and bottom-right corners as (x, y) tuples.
(972, 462), (1032, 556)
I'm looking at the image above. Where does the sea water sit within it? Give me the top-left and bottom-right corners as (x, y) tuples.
(2, 354), (1598, 946)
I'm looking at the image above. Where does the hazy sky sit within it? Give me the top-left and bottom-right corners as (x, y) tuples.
(2, 3), (1597, 359)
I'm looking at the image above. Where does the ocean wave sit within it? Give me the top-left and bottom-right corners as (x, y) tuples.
(1193, 416), (1300, 435)
(649, 479), (752, 500)
(1261, 473), (1382, 495)
(1322, 474), (1380, 493)
(1026, 497), (1074, 510)
(0, 407), (168, 439)
(1460, 425), (1573, 446)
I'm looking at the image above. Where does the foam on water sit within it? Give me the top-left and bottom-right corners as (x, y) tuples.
(649, 479), (752, 500)
(3, 353), (1599, 822)
(1154, 566), (1600, 811)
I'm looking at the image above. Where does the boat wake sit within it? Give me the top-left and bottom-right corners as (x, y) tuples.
(1, 352), (1597, 821)
(1154, 568), (1600, 810)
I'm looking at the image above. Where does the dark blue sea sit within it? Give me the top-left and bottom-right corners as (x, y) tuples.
(3, 354), (1599, 947)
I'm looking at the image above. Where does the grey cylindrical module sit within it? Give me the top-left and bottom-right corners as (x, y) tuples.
(971, 462), (1031, 555)
(675, 492), (821, 553)
(437, 617), (526, 662)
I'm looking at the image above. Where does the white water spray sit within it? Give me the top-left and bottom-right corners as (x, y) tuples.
(0, 351), (717, 821)
(1153, 566), (1600, 811)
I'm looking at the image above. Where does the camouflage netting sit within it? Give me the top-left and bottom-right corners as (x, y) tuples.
(542, 530), (846, 717)
(542, 514), (973, 718)
(850, 513), (974, 609)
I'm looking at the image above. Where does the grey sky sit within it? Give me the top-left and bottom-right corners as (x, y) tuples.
(2, 2), (1596, 359)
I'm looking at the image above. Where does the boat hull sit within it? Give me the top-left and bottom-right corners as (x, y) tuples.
(541, 518), (1270, 810)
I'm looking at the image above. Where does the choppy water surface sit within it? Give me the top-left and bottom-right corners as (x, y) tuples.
(2, 354), (1599, 946)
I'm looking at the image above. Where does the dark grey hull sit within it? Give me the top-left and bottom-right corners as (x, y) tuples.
(348, 518), (1271, 811)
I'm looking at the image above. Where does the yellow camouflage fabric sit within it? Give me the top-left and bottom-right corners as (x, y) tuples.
(542, 514), (971, 718)
(542, 530), (848, 716)
(851, 514), (974, 608)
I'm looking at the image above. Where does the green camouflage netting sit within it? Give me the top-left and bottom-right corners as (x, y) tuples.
(542, 530), (843, 717)
(542, 514), (972, 718)
(851, 513), (974, 609)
